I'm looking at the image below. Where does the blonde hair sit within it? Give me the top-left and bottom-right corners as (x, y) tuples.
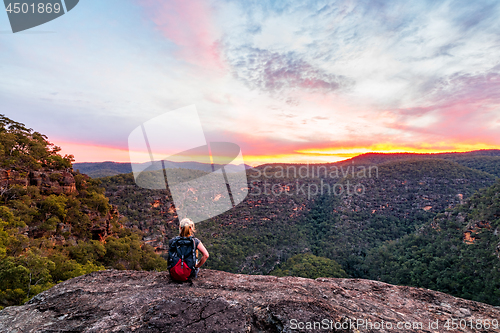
(179, 218), (195, 237)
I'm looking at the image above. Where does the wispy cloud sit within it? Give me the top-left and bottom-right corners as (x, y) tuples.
(226, 47), (353, 95)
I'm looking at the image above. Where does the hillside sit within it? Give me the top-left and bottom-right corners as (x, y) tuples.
(342, 149), (500, 163)
(0, 115), (168, 309)
(344, 150), (500, 178)
(100, 157), (498, 284)
(258, 159), (498, 281)
(73, 162), (133, 178)
(361, 178), (500, 305)
(100, 171), (314, 274)
(257, 150), (500, 179)
(2, 269), (499, 333)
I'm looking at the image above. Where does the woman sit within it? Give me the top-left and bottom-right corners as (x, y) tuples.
(168, 218), (209, 280)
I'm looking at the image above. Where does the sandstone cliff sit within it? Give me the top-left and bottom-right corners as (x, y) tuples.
(0, 168), (77, 195)
(1, 269), (499, 333)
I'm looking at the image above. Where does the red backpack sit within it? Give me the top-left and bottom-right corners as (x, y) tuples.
(168, 236), (197, 281)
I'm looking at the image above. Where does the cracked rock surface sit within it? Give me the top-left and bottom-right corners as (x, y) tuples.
(1, 269), (499, 332)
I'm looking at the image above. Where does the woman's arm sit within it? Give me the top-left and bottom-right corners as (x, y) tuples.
(195, 242), (209, 268)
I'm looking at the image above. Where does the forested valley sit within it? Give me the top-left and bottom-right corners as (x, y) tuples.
(101, 150), (500, 305)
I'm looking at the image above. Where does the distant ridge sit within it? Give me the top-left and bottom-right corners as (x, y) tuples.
(75, 150), (500, 178)
(74, 161), (253, 178)
(346, 149), (500, 164)
(344, 149), (500, 178)
(254, 149), (500, 178)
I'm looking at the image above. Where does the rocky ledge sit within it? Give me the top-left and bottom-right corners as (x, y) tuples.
(0, 269), (499, 333)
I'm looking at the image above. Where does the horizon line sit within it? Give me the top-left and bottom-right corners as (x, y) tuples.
(71, 148), (500, 168)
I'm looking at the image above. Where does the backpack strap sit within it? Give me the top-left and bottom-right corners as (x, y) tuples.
(192, 237), (196, 268)
(174, 238), (185, 268)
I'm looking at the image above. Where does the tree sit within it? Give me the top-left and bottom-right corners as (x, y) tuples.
(271, 253), (347, 279)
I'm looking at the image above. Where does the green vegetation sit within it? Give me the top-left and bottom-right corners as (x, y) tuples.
(0, 115), (74, 170)
(449, 156), (500, 178)
(270, 253), (347, 279)
(361, 180), (500, 305)
(0, 115), (168, 309)
(343, 150), (500, 175)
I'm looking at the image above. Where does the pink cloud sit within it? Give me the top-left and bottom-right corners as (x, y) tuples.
(385, 71), (500, 146)
(138, 0), (223, 69)
(205, 128), (398, 157)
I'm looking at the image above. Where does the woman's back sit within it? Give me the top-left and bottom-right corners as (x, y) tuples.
(168, 218), (209, 281)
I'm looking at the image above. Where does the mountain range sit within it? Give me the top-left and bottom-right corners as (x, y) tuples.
(74, 161), (252, 178)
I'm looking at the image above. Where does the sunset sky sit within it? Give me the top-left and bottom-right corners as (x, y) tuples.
(2, 0), (500, 166)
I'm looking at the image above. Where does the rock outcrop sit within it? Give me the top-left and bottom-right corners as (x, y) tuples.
(0, 168), (77, 195)
(0, 169), (28, 188)
(29, 170), (77, 195)
(1, 269), (499, 333)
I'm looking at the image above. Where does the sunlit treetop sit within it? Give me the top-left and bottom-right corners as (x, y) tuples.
(0, 115), (74, 170)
